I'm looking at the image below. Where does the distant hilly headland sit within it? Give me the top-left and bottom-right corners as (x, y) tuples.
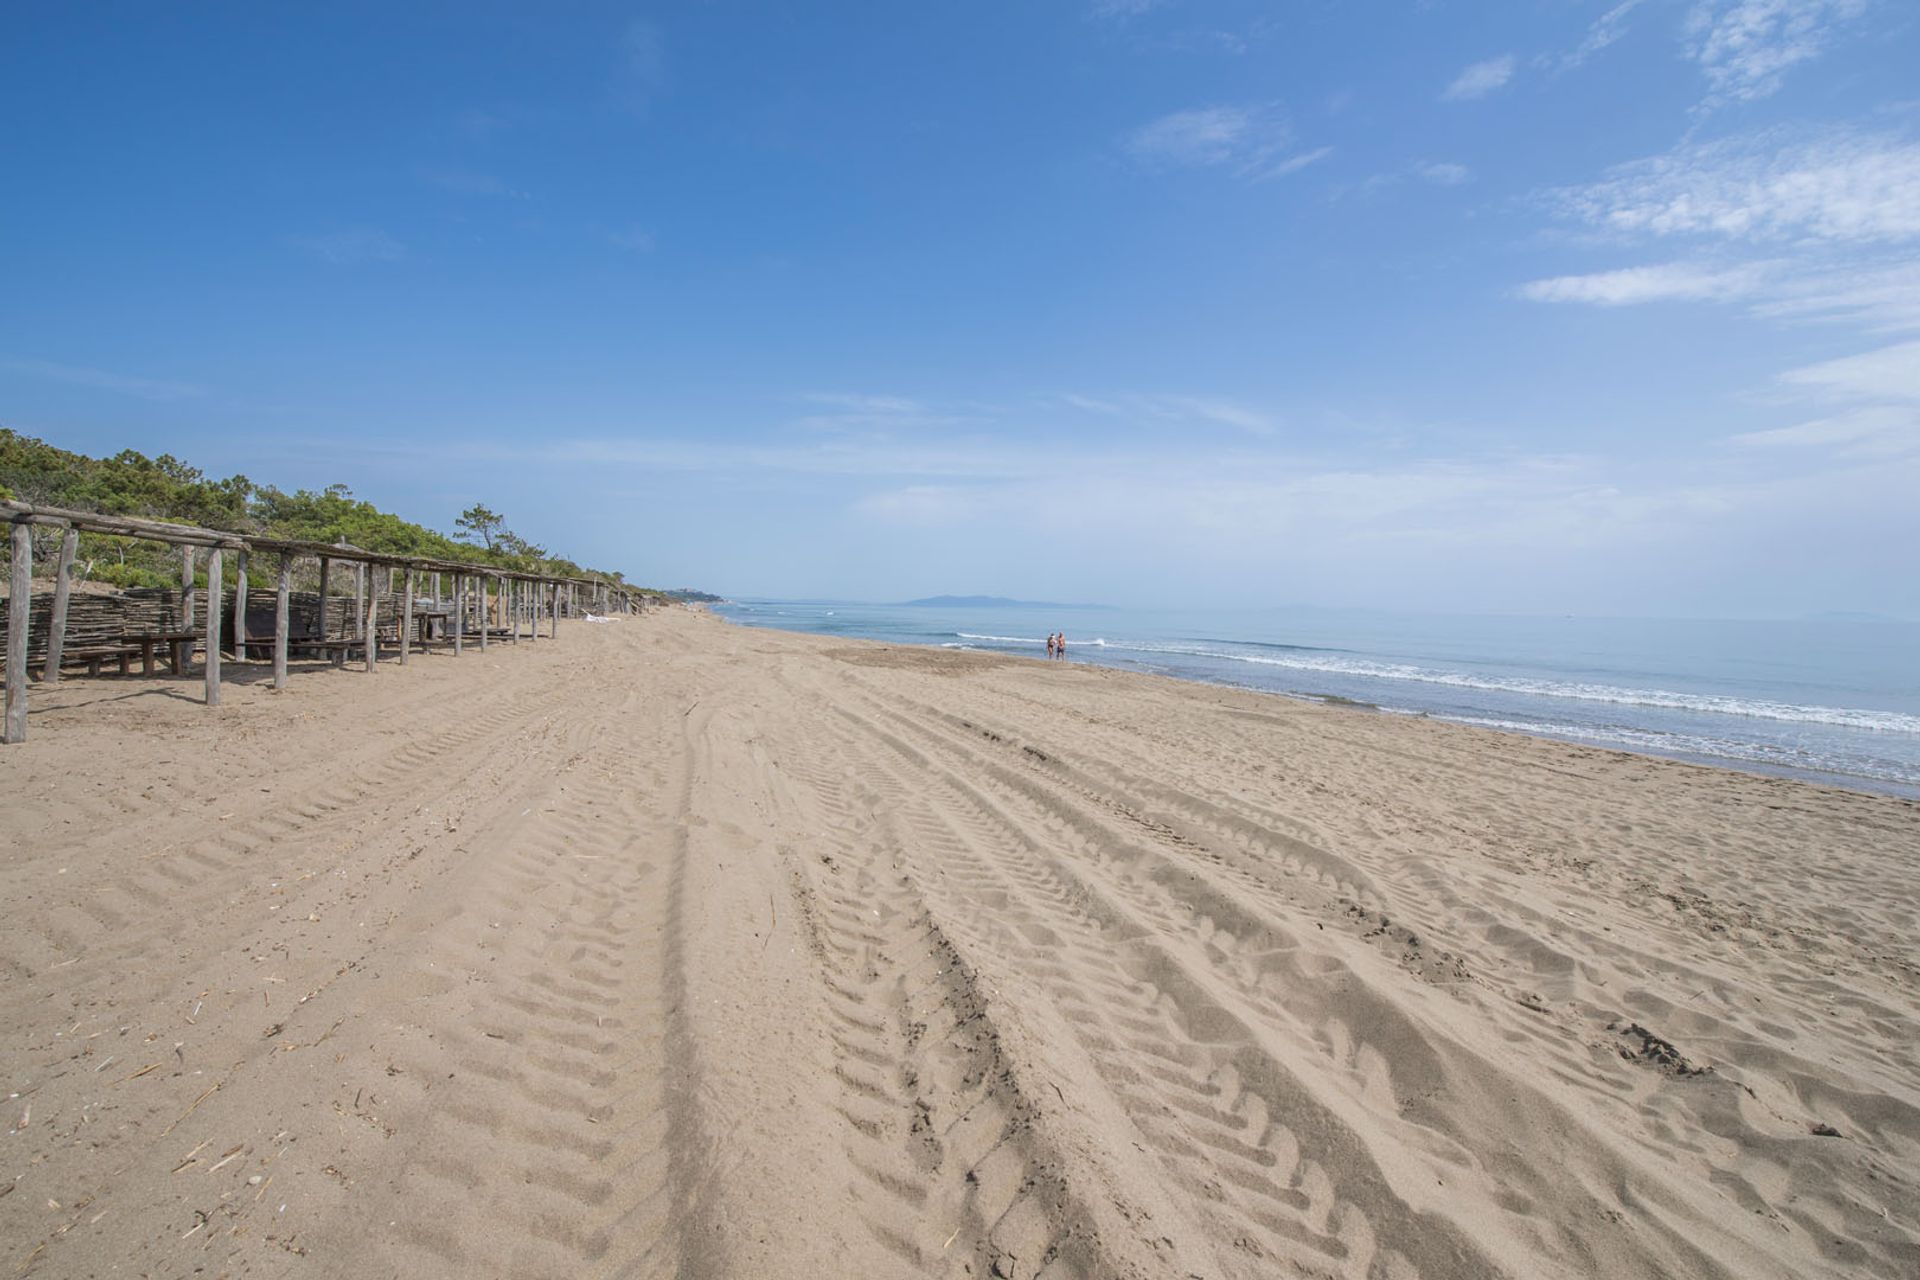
(900, 595), (1112, 610)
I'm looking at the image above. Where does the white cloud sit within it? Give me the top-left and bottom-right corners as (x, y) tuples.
(1088, 0), (1163, 18)
(1751, 256), (1920, 330)
(290, 228), (405, 264)
(1558, 0), (1652, 70)
(1127, 105), (1257, 166)
(801, 393), (925, 415)
(1442, 55), (1515, 102)
(609, 226), (656, 253)
(1550, 129), (1920, 243)
(1124, 105), (1324, 179)
(1417, 162), (1471, 186)
(614, 20), (667, 115)
(0, 357), (202, 402)
(420, 167), (517, 197)
(1685, 0), (1867, 105)
(1062, 392), (1275, 435)
(1731, 406), (1919, 455)
(1726, 341), (1920, 459)
(1518, 261), (1773, 305)
(1779, 338), (1920, 401)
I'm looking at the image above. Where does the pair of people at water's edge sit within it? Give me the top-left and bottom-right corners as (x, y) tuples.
(1046, 632), (1067, 660)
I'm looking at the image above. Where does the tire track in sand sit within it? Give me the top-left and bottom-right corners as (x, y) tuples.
(775, 741), (1102, 1279)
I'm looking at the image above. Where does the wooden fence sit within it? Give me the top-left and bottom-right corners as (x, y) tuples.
(2, 499), (645, 744)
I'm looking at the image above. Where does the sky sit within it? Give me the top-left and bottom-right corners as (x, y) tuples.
(3, 1), (1917, 618)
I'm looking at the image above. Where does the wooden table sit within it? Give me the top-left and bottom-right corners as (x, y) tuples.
(123, 631), (203, 677)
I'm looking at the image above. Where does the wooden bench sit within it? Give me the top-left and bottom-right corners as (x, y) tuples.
(38, 645), (146, 678)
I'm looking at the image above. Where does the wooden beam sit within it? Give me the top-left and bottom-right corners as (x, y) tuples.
(5, 522), (30, 743)
(400, 568), (414, 665)
(43, 525), (77, 685)
(205, 548), (223, 707)
(274, 554), (290, 690)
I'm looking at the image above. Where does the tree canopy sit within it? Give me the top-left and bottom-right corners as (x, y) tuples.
(0, 427), (639, 590)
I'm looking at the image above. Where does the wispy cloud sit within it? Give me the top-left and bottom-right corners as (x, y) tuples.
(609, 226), (656, 253)
(1780, 338), (1920, 402)
(1518, 261), (1774, 305)
(1087, 0), (1164, 20)
(1062, 392), (1275, 435)
(614, 19), (667, 116)
(420, 166), (520, 197)
(1730, 340), (1920, 457)
(291, 228), (405, 264)
(1686, 0), (1868, 106)
(1416, 162), (1471, 186)
(1547, 128), (1920, 243)
(1124, 104), (1325, 179)
(1555, 0), (1652, 70)
(1731, 406), (1918, 455)
(1, 356), (203, 402)
(1442, 55), (1515, 102)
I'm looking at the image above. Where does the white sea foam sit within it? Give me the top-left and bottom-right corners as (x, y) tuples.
(1039, 637), (1920, 734)
(1445, 716), (1920, 785)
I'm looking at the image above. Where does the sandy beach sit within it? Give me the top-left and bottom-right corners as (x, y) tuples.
(3, 606), (1916, 1279)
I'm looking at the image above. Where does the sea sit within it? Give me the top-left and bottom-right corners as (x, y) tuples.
(712, 600), (1920, 799)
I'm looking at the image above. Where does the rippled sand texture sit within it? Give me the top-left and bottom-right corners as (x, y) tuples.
(3, 608), (1916, 1278)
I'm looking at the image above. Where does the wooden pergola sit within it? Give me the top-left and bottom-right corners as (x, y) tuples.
(3, 499), (644, 744)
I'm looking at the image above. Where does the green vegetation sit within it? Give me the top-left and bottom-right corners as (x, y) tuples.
(0, 428), (646, 592)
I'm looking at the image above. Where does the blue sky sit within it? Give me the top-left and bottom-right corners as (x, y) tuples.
(3, 2), (1917, 617)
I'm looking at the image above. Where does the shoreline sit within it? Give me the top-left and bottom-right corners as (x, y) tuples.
(715, 606), (1920, 802)
(4, 607), (1916, 1277)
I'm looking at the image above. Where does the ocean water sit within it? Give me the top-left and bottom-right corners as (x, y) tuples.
(713, 600), (1920, 799)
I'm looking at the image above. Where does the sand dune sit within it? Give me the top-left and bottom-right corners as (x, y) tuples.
(3, 608), (1916, 1278)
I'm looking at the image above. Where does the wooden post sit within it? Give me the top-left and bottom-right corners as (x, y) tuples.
(43, 525), (77, 684)
(180, 545), (195, 630)
(479, 576), (489, 650)
(317, 556), (331, 637)
(274, 554), (291, 690)
(364, 563), (378, 672)
(354, 563), (365, 640)
(5, 522), (30, 743)
(432, 571), (441, 603)
(550, 582), (559, 637)
(232, 551), (248, 662)
(401, 568), (414, 665)
(453, 574), (465, 655)
(510, 579), (520, 643)
(204, 548), (223, 707)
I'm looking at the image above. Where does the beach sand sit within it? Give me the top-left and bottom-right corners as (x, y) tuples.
(3, 607), (1916, 1278)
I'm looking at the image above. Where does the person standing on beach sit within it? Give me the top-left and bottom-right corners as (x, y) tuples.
(1057, 632), (1067, 660)
(1047, 633), (1057, 659)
